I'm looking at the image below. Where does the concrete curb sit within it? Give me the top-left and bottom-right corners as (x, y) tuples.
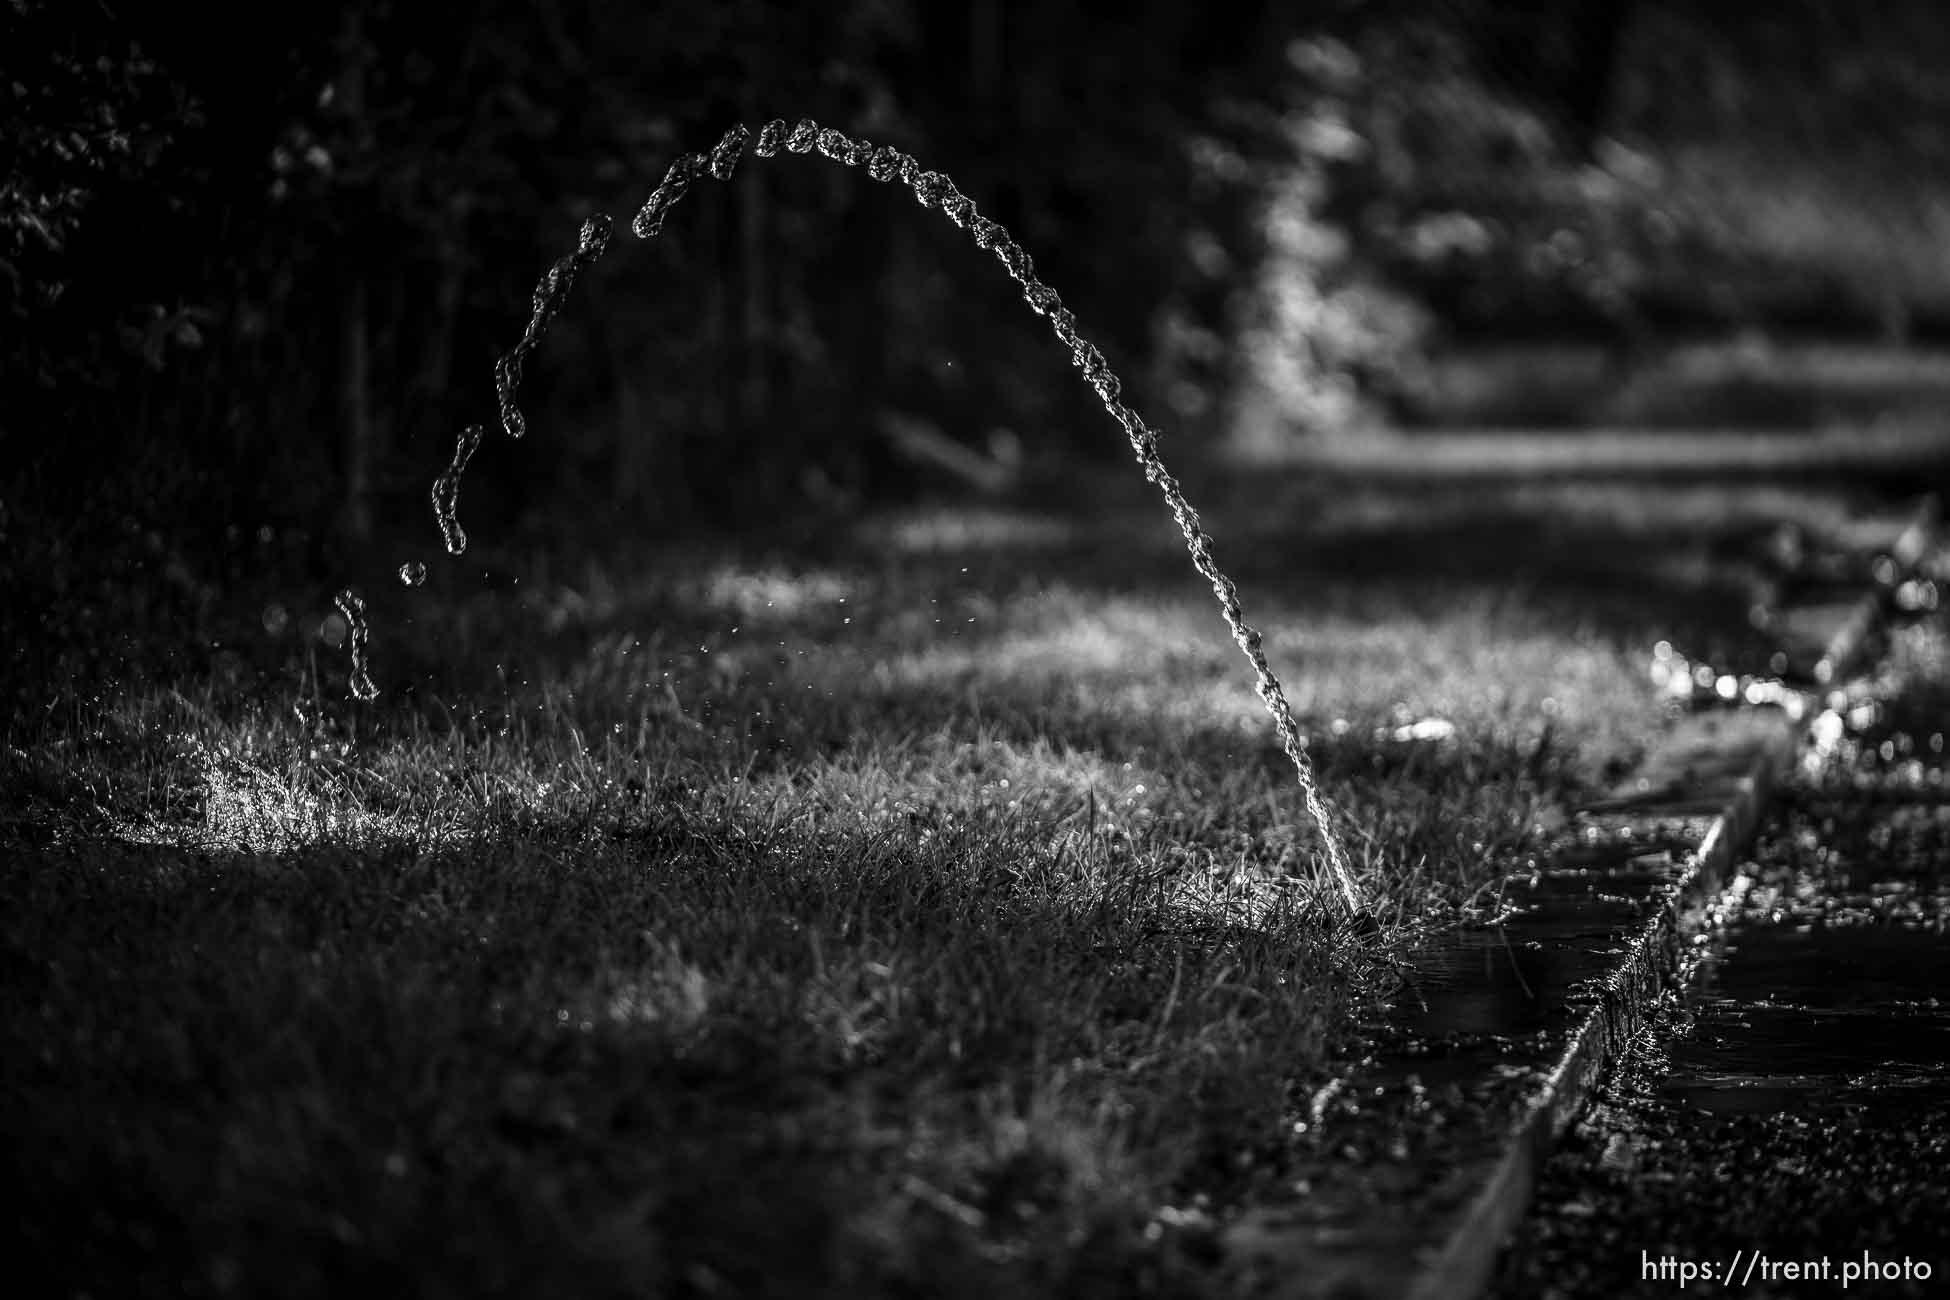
(1219, 494), (1940, 1300)
(1409, 492), (1942, 1300)
(1403, 721), (1793, 1300)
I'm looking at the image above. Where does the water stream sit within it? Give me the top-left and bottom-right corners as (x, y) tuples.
(345, 116), (1362, 905)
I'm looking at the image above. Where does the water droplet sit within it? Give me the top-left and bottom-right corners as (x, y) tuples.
(815, 126), (853, 162)
(334, 589), (378, 701)
(398, 561), (427, 587)
(631, 157), (697, 238)
(707, 124), (749, 180)
(910, 169), (947, 209)
(577, 214), (612, 258)
(431, 425), (484, 556)
(940, 186), (976, 228)
(498, 214), (613, 432)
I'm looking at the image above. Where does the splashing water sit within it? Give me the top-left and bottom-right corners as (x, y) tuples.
(428, 117), (1361, 909)
(398, 561), (428, 587)
(431, 423), (486, 556)
(334, 588), (378, 701)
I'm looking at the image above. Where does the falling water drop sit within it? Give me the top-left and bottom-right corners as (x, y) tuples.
(574, 214), (612, 259)
(398, 561), (428, 587)
(496, 214), (614, 436)
(708, 124), (749, 180)
(431, 424), (485, 556)
(866, 145), (903, 181)
(815, 127), (856, 163)
(334, 588), (378, 701)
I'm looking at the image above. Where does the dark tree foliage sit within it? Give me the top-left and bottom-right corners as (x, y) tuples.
(10, 0), (1948, 549)
(2, 2), (199, 414)
(6, 0), (1316, 546)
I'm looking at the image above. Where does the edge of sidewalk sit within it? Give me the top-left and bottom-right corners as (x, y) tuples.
(1403, 492), (1941, 1300)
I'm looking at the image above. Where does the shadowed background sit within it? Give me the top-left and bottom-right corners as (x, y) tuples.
(11, 0), (1950, 560)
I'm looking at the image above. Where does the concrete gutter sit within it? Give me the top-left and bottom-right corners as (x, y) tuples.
(1219, 494), (1941, 1300)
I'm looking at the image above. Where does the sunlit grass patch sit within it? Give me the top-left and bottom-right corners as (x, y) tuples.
(6, 456), (1897, 1295)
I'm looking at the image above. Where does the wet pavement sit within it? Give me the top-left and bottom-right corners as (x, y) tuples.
(1496, 613), (1950, 1298)
(1212, 499), (1939, 1300)
(1215, 707), (1804, 1299)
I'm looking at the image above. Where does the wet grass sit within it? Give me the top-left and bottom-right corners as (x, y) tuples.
(0, 446), (1918, 1296)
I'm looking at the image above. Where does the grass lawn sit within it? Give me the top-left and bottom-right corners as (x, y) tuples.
(3, 426), (1936, 1296)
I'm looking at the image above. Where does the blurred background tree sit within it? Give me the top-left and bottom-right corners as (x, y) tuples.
(8, 0), (1950, 561)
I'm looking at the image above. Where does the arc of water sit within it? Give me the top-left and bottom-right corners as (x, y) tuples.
(448, 116), (1361, 912)
(495, 217), (614, 441)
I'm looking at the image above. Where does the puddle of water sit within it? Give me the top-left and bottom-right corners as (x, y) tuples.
(1702, 920), (1949, 1008)
(1391, 848), (1676, 1040)
(1663, 911), (1950, 1116)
